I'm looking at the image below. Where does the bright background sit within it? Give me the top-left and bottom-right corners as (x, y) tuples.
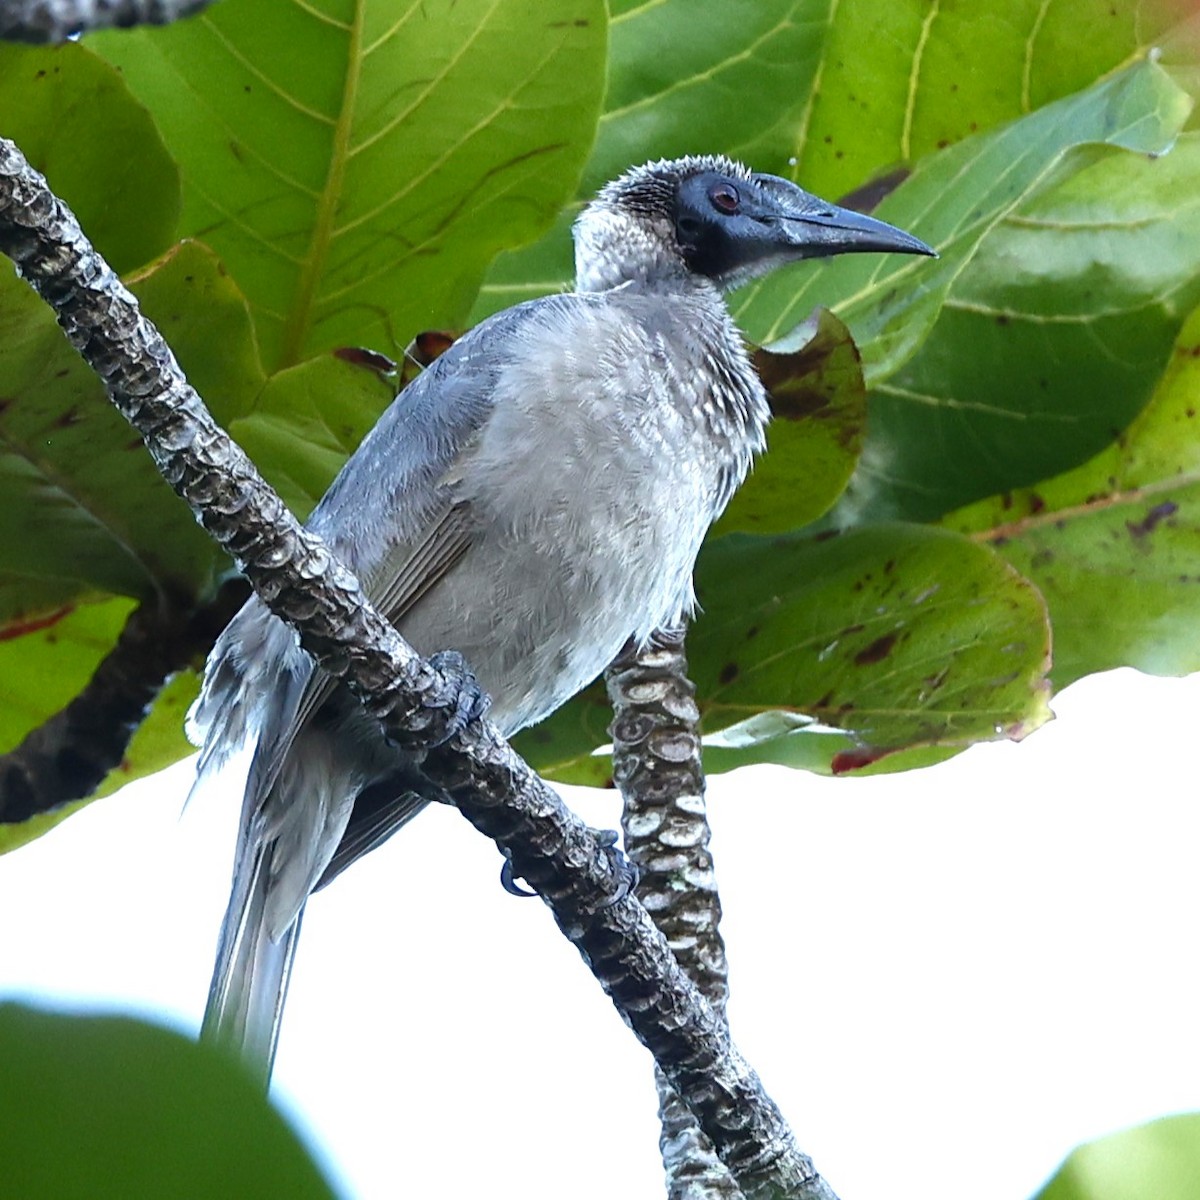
(2, 666), (1198, 1200)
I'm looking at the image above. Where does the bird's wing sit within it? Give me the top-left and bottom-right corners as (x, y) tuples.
(269, 499), (478, 771)
(235, 296), (571, 812)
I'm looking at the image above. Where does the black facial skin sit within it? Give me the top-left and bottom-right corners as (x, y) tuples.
(674, 172), (761, 281)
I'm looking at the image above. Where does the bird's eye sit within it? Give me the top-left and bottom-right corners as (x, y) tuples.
(709, 183), (740, 214)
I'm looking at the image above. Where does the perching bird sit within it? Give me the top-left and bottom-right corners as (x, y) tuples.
(189, 154), (934, 1083)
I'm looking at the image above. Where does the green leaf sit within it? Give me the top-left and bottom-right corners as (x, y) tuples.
(130, 240), (267, 428)
(687, 524), (1051, 774)
(0, 1003), (336, 1200)
(734, 56), (1193, 376)
(0, 239), (265, 847)
(0, 598), (133, 856)
(0, 267), (225, 623)
(90, 0), (608, 372)
(946, 299), (1200, 688)
(840, 129), (1200, 523)
(229, 353), (398, 521)
(1034, 1113), (1200, 1200)
(715, 307), (867, 536)
(0, 42), (179, 274)
(786, 0), (1196, 203)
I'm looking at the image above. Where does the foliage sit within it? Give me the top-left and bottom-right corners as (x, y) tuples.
(1034, 1113), (1200, 1200)
(0, 1002), (336, 1198)
(2, 0), (1200, 829)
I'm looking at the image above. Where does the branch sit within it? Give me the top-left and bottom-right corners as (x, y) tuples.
(0, 579), (248, 823)
(608, 630), (741, 1200)
(0, 135), (838, 1200)
(0, 0), (213, 42)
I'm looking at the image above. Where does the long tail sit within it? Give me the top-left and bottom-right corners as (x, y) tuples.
(202, 840), (303, 1089)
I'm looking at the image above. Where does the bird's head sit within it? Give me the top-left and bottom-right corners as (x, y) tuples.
(574, 154), (935, 293)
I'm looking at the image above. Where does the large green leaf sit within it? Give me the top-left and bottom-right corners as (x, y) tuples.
(834, 128), (1200, 523)
(0, 239), (266, 628)
(687, 524), (1052, 773)
(90, 0), (608, 372)
(0, 240), (266, 845)
(0, 42), (179, 274)
(128, 240), (266, 429)
(0, 1003), (336, 1200)
(946, 300), (1200, 688)
(785, 0), (1195, 202)
(1034, 1113), (1200, 1200)
(0, 267), (225, 622)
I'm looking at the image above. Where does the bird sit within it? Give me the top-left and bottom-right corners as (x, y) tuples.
(188, 154), (935, 1084)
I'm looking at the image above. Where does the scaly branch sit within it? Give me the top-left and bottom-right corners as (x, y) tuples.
(0, 0), (213, 42)
(608, 629), (741, 1200)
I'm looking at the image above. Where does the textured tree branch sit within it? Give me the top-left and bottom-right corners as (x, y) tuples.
(0, 135), (838, 1200)
(0, 0), (212, 42)
(608, 630), (742, 1200)
(0, 579), (248, 823)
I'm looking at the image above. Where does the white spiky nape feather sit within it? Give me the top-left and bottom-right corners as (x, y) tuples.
(573, 155), (753, 292)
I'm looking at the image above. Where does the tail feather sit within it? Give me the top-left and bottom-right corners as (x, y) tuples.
(202, 840), (303, 1088)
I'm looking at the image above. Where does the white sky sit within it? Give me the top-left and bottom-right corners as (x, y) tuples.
(2, 666), (1199, 1200)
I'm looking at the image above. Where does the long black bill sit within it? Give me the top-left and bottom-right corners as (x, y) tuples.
(754, 172), (936, 260)
(785, 202), (937, 259)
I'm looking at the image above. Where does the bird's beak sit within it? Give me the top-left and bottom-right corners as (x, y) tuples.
(755, 174), (936, 260)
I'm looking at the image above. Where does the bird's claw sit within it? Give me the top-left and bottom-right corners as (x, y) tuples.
(500, 855), (538, 897)
(594, 828), (639, 907)
(498, 830), (637, 904)
(427, 649), (490, 747)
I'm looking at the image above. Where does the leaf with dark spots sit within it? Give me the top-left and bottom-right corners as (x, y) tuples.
(713, 307), (866, 537)
(946, 302), (1200, 686)
(93, 0), (608, 369)
(830, 745), (893, 774)
(1126, 501), (1178, 540)
(718, 661), (739, 685)
(684, 523), (1051, 776)
(0, 606), (73, 643)
(0, 42), (179, 274)
(854, 632), (898, 666)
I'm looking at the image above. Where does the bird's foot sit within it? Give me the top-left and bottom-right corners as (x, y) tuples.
(594, 828), (639, 907)
(427, 649), (491, 747)
(499, 829), (638, 905)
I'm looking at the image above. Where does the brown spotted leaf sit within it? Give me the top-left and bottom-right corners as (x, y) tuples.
(686, 523), (1052, 775)
(946, 299), (1200, 688)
